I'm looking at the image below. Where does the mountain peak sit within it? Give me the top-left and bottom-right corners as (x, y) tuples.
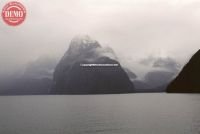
(67, 35), (101, 54)
(71, 35), (97, 44)
(52, 36), (135, 94)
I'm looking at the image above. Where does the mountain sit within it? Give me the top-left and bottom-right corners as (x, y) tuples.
(24, 56), (57, 79)
(124, 68), (137, 81)
(0, 57), (56, 95)
(132, 56), (180, 92)
(133, 70), (172, 92)
(0, 77), (52, 95)
(167, 49), (200, 93)
(144, 70), (175, 89)
(51, 35), (134, 94)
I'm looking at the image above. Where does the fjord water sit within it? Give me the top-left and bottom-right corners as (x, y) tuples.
(0, 94), (199, 134)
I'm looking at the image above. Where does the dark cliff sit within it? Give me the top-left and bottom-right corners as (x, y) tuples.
(167, 49), (200, 93)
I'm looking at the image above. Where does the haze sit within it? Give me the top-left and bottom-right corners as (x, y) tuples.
(0, 0), (200, 76)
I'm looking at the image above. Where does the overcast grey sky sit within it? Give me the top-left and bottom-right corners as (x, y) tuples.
(0, 0), (200, 75)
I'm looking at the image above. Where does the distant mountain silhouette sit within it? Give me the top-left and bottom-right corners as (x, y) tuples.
(0, 77), (52, 95)
(0, 56), (56, 95)
(135, 56), (180, 92)
(167, 49), (200, 93)
(144, 71), (175, 89)
(51, 35), (134, 94)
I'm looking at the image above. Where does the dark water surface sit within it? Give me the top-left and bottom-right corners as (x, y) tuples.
(0, 94), (199, 134)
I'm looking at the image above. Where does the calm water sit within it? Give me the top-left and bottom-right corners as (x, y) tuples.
(0, 94), (199, 134)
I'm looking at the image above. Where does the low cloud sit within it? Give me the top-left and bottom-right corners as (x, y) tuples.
(0, 0), (199, 77)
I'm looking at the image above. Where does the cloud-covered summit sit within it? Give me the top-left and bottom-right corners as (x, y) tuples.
(52, 35), (134, 94)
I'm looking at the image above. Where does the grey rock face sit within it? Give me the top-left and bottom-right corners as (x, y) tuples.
(51, 35), (134, 94)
